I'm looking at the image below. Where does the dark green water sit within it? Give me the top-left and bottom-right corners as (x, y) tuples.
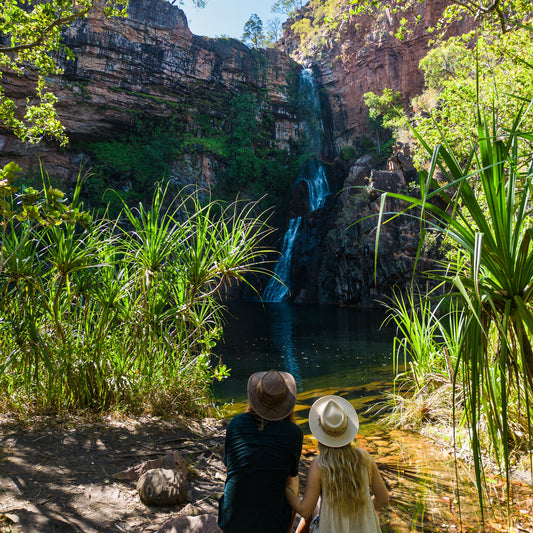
(213, 302), (397, 418)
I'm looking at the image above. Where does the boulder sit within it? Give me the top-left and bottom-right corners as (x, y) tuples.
(137, 467), (187, 506)
(158, 514), (222, 533)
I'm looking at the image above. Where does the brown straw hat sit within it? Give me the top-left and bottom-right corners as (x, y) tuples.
(308, 395), (359, 448)
(247, 370), (297, 421)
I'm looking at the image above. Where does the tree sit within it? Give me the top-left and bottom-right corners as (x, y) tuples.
(363, 89), (402, 152)
(411, 29), (533, 166)
(0, 0), (128, 145)
(347, 0), (532, 38)
(241, 13), (265, 48)
(272, 0), (306, 16)
(264, 17), (284, 45)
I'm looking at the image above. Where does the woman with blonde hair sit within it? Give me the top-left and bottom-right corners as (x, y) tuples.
(286, 395), (389, 533)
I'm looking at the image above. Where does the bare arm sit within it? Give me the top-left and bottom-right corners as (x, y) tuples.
(369, 458), (389, 509)
(285, 458), (321, 520)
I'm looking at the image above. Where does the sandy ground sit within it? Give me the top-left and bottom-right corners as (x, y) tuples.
(0, 415), (228, 533)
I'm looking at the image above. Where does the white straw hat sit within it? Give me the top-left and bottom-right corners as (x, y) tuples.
(308, 395), (359, 448)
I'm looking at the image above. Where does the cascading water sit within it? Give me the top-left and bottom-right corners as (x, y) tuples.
(263, 217), (302, 302)
(302, 159), (329, 212)
(262, 68), (330, 303)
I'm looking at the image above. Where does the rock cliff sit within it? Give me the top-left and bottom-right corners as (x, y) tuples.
(270, 1), (472, 306)
(281, 0), (473, 148)
(282, 146), (441, 306)
(0, 0), (467, 307)
(0, 0), (301, 188)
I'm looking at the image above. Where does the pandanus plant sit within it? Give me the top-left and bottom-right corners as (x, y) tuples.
(378, 99), (533, 516)
(0, 174), (275, 414)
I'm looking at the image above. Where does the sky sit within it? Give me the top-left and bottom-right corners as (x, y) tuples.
(179, 0), (288, 40)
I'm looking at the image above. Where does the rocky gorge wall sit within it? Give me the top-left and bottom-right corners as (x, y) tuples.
(0, 0), (464, 307)
(0, 0), (302, 190)
(270, 0), (473, 306)
(281, 0), (473, 148)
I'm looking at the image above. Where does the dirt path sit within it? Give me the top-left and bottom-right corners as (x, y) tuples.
(1, 415), (532, 533)
(0, 415), (229, 533)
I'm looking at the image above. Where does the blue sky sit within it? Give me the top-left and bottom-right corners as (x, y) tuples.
(179, 0), (288, 40)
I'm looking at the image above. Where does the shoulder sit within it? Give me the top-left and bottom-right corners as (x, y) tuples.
(307, 457), (322, 484)
(267, 419), (303, 448)
(281, 419), (304, 442)
(355, 446), (372, 462)
(227, 412), (253, 431)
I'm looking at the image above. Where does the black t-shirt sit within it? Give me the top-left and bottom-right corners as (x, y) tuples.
(218, 412), (303, 533)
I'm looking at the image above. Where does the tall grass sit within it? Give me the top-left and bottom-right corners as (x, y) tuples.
(0, 178), (273, 416)
(378, 98), (533, 519)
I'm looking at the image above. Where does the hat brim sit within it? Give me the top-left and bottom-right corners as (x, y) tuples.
(247, 371), (297, 421)
(308, 395), (359, 448)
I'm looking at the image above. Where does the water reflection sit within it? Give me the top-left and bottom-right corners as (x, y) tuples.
(213, 302), (396, 411)
(270, 303), (302, 386)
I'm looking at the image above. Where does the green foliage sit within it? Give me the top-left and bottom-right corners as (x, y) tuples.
(338, 145), (356, 161)
(1, 162), (91, 272)
(412, 29), (533, 167)
(378, 97), (533, 515)
(418, 39), (470, 90)
(218, 93), (301, 205)
(364, 88), (403, 130)
(0, 0), (128, 144)
(0, 176), (275, 415)
(242, 14), (265, 48)
(347, 0), (532, 38)
(384, 290), (462, 393)
(73, 97), (301, 215)
(289, 0), (345, 52)
(79, 121), (178, 215)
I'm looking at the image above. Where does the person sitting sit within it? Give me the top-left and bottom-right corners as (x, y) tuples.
(286, 394), (389, 533)
(218, 369), (303, 533)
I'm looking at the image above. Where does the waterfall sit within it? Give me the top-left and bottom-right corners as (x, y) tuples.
(299, 68), (324, 153)
(302, 159), (330, 212)
(263, 217), (302, 302)
(262, 67), (330, 303)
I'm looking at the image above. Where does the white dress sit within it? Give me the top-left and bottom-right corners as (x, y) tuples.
(317, 451), (382, 533)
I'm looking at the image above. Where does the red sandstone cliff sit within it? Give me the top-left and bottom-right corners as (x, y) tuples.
(0, 0), (301, 182)
(281, 0), (473, 149)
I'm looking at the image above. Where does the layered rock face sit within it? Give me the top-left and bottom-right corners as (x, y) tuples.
(0, 0), (301, 183)
(281, 0), (472, 148)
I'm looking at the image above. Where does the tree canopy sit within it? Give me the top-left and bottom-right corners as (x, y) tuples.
(241, 13), (265, 48)
(0, 0), (128, 145)
(347, 0), (532, 38)
(272, 0), (307, 16)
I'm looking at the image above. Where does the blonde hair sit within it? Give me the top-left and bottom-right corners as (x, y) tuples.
(317, 441), (372, 515)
